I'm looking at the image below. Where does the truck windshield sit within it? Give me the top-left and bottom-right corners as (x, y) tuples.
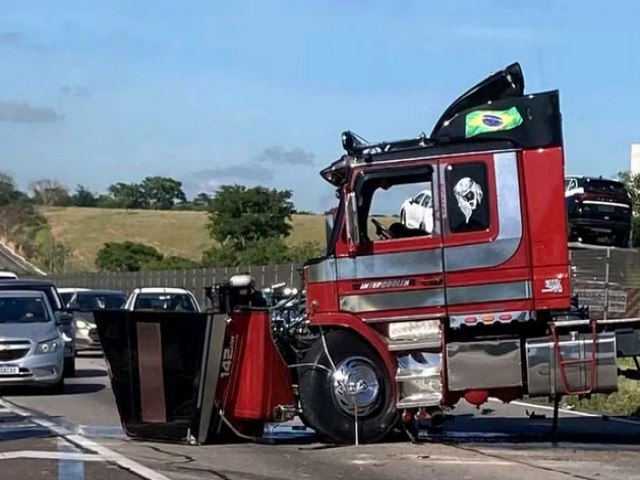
(0, 297), (51, 323)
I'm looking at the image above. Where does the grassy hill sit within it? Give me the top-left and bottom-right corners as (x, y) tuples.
(41, 207), (329, 271)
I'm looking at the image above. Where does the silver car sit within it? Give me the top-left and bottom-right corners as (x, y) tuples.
(0, 290), (64, 393)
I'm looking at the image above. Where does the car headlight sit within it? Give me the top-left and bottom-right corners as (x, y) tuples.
(36, 337), (62, 354)
(75, 319), (90, 330)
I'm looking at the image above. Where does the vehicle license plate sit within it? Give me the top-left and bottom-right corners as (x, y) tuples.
(598, 205), (614, 213)
(0, 365), (19, 375)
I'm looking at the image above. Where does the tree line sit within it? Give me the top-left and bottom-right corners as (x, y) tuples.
(94, 184), (324, 272)
(29, 176), (212, 211)
(0, 173), (70, 273)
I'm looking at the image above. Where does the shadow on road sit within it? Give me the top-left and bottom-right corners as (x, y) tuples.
(0, 382), (105, 397)
(73, 368), (107, 378)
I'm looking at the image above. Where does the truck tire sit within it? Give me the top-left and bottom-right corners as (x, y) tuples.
(298, 330), (396, 444)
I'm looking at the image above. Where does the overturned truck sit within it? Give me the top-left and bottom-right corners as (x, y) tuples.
(94, 62), (640, 445)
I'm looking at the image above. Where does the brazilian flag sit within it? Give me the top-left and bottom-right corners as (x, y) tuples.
(465, 107), (523, 138)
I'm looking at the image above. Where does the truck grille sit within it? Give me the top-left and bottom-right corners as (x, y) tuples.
(0, 341), (31, 362)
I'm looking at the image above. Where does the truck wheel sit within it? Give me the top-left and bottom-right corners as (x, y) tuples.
(298, 330), (396, 444)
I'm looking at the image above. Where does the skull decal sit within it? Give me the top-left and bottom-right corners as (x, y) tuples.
(453, 177), (483, 223)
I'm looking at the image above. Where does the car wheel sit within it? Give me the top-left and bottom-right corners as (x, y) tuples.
(64, 357), (75, 378)
(298, 330), (397, 444)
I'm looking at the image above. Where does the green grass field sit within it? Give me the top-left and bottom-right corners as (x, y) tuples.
(41, 206), (330, 271)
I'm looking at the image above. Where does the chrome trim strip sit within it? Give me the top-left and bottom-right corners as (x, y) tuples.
(444, 151), (522, 271)
(306, 259), (337, 283)
(340, 288), (445, 313)
(336, 249), (443, 280)
(446, 281), (531, 305)
(339, 280), (530, 313)
(364, 313), (445, 323)
(307, 249), (443, 282)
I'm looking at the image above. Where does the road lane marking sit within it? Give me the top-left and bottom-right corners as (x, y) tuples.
(58, 438), (86, 480)
(0, 450), (103, 461)
(0, 399), (173, 480)
(493, 398), (640, 426)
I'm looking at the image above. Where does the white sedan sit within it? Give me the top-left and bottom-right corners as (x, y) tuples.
(124, 287), (201, 312)
(400, 189), (434, 233)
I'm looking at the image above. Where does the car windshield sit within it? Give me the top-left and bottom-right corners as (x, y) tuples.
(0, 285), (63, 311)
(0, 296), (50, 323)
(76, 293), (127, 311)
(134, 293), (196, 311)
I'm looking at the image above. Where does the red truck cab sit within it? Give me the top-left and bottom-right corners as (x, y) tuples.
(93, 62), (621, 447)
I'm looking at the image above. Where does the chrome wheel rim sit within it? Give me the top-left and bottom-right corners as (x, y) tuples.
(331, 356), (381, 416)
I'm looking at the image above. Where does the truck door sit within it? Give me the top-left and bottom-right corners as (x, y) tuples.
(337, 159), (446, 321)
(439, 150), (532, 326)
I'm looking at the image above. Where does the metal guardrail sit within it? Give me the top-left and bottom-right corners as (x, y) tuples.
(570, 247), (640, 320)
(48, 263), (304, 306)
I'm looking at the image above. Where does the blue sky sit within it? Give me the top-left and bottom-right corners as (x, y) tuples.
(0, 0), (639, 212)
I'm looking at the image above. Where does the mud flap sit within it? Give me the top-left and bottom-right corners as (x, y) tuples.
(93, 309), (228, 444)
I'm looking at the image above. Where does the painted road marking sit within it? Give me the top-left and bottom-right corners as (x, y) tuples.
(58, 438), (86, 480)
(352, 456), (513, 466)
(0, 398), (173, 480)
(0, 450), (102, 461)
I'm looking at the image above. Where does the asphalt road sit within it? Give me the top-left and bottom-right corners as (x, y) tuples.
(2, 355), (640, 479)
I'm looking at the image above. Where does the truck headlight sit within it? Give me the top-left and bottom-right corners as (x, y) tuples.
(36, 338), (61, 354)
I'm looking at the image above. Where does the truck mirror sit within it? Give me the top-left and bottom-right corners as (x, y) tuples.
(324, 213), (334, 249)
(345, 191), (360, 251)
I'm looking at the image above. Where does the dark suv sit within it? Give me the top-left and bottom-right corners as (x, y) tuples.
(565, 175), (633, 248)
(0, 279), (76, 376)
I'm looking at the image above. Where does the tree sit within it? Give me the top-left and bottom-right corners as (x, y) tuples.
(143, 255), (200, 270)
(71, 185), (98, 207)
(617, 171), (640, 248)
(29, 179), (70, 206)
(0, 172), (18, 206)
(192, 192), (212, 210)
(618, 171), (640, 213)
(95, 241), (163, 272)
(140, 176), (187, 210)
(207, 185), (295, 249)
(107, 183), (147, 209)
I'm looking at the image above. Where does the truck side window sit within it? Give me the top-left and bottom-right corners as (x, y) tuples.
(445, 162), (489, 233)
(356, 167), (435, 241)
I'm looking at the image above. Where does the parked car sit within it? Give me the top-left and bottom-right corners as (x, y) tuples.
(0, 290), (65, 393)
(399, 188), (434, 233)
(565, 175), (633, 248)
(124, 287), (201, 312)
(65, 289), (127, 353)
(0, 280), (75, 376)
(57, 287), (90, 307)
